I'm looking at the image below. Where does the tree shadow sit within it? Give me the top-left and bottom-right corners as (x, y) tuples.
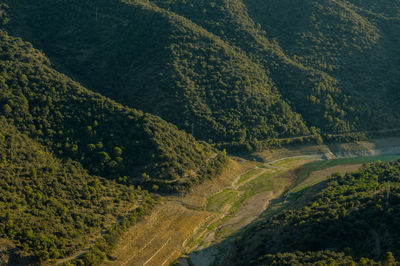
(187, 180), (332, 265)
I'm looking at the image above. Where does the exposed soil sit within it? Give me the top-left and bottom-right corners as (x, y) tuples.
(104, 202), (211, 266)
(299, 164), (362, 189)
(102, 158), (248, 266)
(220, 191), (275, 232)
(98, 138), (400, 266)
(0, 238), (33, 266)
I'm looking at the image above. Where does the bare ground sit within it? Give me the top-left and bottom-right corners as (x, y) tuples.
(188, 158), (312, 266)
(102, 158), (248, 266)
(104, 202), (211, 266)
(292, 164), (363, 193)
(219, 191), (274, 233)
(99, 139), (400, 266)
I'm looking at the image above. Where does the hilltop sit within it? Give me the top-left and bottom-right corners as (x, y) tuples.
(4, 0), (400, 148)
(1, 0), (400, 264)
(0, 29), (226, 192)
(0, 21), (226, 264)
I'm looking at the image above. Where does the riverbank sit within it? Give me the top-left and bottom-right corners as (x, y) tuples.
(102, 137), (400, 266)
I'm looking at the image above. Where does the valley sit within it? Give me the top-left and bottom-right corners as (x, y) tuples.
(87, 139), (400, 266)
(185, 147), (400, 266)
(1, 0), (400, 264)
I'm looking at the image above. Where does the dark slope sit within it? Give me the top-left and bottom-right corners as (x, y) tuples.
(4, 0), (311, 145)
(6, 0), (400, 145)
(343, 0), (400, 18)
(148, 0), (355, 134)
(231, 161), (400, 265)
(243, 0), (400, 127)
(152, 0), (400, 132)
(0, 29), (226, 192)
(244, 0), (380, 70)
(2, 0), (400, 143)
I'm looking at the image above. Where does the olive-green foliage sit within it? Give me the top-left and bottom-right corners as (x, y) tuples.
(4, 0), (310, 145)
(5, 0), (400, 147)
(344, 0), (400, 18)
(0, 28), (226, 263)
(234, 160), (400, 265)
(242, 0), (400, 130)
(0, 117), (143, 261)
(76, 196), (159, 266)
(152, 0), (400, 133)
(0, 29), (225, 191)
(255, 251), (397, 265)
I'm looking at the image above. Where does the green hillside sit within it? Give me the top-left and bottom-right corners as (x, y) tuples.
(0, 117), (153, 262)
(343, 0), (400, 18)
(152, 0), (400, 133)
(4, 0), (311, 146)
(1, 0), (400, 263)
(0, 21), (227, 263)
(244, 0), (400, 126)
(4, 0), (400, 147)
(3, 0), (310, 146)
(0, 29), (226, 192)
(232, 160), (400, 264)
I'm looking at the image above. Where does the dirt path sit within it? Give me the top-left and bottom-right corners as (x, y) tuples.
(51, 140), (400, 266)
(56, 248), (90, 265)
(96, 148), (399, 266)
(197, 190), (275, 251)
(231, 167), (269, 189)
(103, 201), (213, 266)
(277, 128), (400, 142)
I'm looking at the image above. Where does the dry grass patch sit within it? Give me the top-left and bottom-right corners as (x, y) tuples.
(105, 201), (211, 266)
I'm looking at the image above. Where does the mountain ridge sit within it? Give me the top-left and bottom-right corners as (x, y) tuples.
(5, 0), (400, 147)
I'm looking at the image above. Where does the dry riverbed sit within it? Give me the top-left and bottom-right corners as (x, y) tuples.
(100, 140), (400, 266)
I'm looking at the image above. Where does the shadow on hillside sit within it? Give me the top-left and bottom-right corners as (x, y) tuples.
(187, 180), (331, 265)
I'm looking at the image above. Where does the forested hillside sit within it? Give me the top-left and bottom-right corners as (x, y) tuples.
(232, 160), (400, 265)
(0, 29), (226, 192)
(0, 15), (228, 263)
(3, 0), (310, 146)
(0, 117), (153, 262)
(1, 0), (400, 264)
(4, 0), (400, 147)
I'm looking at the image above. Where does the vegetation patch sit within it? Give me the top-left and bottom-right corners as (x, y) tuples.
(294, 154), (400, 190)
(234, 160), (400, 264)
(237, 168), (263, 185)
(206, 189), (241, 213)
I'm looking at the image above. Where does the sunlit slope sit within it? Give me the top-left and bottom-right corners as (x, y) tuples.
(0, 117), (148, 262)
(0, 29), (225, 192)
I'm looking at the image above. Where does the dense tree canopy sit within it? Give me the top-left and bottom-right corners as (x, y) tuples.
(233, 160), (400, 265)
(1, 0), (400, 264)
(3, 0), (400, 147)
(0, 26), (226, 263)
(0, 29), (226, 192)
(0, 117), (150, 262)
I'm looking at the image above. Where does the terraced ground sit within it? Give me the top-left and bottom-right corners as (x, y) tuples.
(186, 154), (400, 265)
(94, 142), (400, 266)
(100, 159), (248, 266)
(187, 156), (314, 265)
